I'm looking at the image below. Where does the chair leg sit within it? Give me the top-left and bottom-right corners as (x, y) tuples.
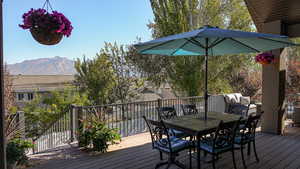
(241, 146), (247, 169)
(160, 151), (163, 160)
(155, 161), (168, 169)
(232, 150), (237, 169)
(165, 163), (171, 169)
(174, 160), (186, 169)
(212, 154), (216, 169)
(253, 140), (259, 162)
(247, 143), (251, 156)
(189, 148), (192, 169)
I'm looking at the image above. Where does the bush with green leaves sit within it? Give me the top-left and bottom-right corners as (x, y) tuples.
(6, 139), (34, 167)
(24, 88), (90, 139)
(78, 114), (121, 152)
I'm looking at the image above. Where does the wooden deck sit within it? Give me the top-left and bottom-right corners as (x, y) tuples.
(28, 126), (300, 169)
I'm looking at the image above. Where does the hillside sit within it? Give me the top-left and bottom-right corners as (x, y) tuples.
(8, 56), (76, 75)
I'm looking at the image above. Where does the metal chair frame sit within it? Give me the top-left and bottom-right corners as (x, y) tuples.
(181, 104), (199, 116)
(198, 118), (242, 169)
(236, 111), (264, 169)
(143, 116), (192, 169)
(156, 106), (177, 120)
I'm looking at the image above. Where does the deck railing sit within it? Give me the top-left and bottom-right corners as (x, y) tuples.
(32, 110), (71, 153)
(31, 95), (221, 153)
(76, 96), (206, 137)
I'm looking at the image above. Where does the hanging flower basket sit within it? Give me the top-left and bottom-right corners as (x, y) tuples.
(19, 8), (73, 45)
(255, 52), (275, 65)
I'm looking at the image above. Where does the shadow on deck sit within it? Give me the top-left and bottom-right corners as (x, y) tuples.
(28, 127), (300, 169)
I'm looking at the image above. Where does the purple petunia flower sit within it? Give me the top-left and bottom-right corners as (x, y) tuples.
(255, 52), (274, 64)
(19, 8), (73, 37)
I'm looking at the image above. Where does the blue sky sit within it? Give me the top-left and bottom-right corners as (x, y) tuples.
(4, 0), (154, 64)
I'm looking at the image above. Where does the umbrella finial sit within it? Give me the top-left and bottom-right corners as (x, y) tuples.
(200, 25), (218, 29)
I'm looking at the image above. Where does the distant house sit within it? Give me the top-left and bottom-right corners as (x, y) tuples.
(11, 75), (75, 107)
(136, 81), (175, 101)
(11, 75), (176, 107)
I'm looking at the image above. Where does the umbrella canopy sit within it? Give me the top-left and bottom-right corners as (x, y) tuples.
(134, 25), (296, 120)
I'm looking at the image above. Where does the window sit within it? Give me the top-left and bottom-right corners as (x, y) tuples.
(17, 93), (24, 101)
(27, 93), (34, 100)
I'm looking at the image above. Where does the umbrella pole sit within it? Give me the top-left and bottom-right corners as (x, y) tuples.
(204, 38), (208, 120)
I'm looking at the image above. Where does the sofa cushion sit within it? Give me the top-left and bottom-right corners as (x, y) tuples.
(233, 93), (243, 103)
(249, 104), (256, 109)
(240, 96), (250, 105)
(229, 104), (249, 116)
(225, 94), (238, 104)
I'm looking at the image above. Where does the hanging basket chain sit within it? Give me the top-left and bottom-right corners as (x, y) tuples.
(42, 0), (54, 12)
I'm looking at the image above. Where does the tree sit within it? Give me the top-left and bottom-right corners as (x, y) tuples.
(4, 65), (14, 114)
(229, 69), (262, 98)
(75, 42), (143, 105)
(128, 0), (255, 96)
(102, 42), (144, 104)
(4, 66), (19, 141)
(286, 38), (300, 96)
(75, 54), (116, 105)
(24, 88), (89, 139)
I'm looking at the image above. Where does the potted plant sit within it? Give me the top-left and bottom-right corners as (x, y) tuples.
(19, 8), (73, 45)
(255, 52), (275, 65)
(78, 114), (121, 152)
(6, 139), (34, 169)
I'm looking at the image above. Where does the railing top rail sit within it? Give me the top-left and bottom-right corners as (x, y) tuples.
(77, 96), (204, 109)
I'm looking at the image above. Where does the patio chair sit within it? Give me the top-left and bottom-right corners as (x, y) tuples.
(156, 106), (188, 138)
(143, 116), (192, 169)
(235, 111), (264, 169)
(227, 103), (250, 117)
(157, 106), (177, 120)
(181, 104), (198, 115)
(196, 118), (242, 169)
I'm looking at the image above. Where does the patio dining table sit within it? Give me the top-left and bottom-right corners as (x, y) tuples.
(163, 112), (242, 169)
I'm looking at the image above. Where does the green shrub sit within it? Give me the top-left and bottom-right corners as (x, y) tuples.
(78, 115), (121, 152)
(6, 139), (34, 166)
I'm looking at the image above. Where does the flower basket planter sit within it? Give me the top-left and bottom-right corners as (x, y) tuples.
(30, 28), (63, 45)
(255, 52), (275, 65)
(19, 8), (73, 46)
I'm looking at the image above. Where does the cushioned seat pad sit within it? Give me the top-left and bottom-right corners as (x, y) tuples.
(169, 129), (189, 138)
(234, 135), (255, 144)
(154, 137), (190, 153)
(196, 141), (232, 154)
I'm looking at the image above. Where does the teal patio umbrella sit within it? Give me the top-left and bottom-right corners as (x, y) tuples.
(134, 25), (296, 120)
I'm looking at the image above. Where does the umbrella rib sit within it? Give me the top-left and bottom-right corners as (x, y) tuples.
(170, 40), (190, 56)
(209, 38), (221, 47)
(258, 37), (297, 46)
(189, 38), (206, 48)
(138, 40), (175, 53)
(229, 38), (261, 52)
(208, 38), (227, 49)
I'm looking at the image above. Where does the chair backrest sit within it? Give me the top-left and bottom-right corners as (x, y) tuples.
(212, 118), (242, 151)
(228, 103), (250, 117)
(242, 111), (264, 137)
(156, 106), (177, 120)
(143, 116), (172, 150)
(181, 104), (198, 115)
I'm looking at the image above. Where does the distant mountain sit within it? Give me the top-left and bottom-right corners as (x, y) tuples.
(8, 56), (76, 75)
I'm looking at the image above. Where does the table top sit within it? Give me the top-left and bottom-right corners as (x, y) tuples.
(163, 112), (242, 136)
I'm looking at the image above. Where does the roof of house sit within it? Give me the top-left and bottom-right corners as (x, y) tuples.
(245, 0), (300, 37)
(11, 75), (75, 92)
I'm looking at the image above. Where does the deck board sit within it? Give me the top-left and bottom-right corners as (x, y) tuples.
(28, 127), (300, 169)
